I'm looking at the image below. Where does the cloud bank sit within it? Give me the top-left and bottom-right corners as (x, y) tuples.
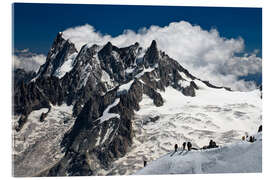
(62, 21), (261, 91)
(13, 49), (46, 72)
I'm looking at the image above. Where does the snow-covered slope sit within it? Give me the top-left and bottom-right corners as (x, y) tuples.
(136, 133), (262, 174)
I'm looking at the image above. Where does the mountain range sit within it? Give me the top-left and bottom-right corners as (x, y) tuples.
(12, 32), (262, 176)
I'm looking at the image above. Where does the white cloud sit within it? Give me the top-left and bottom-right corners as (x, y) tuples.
(14, 48), (30, 53)
(13, 51), (46, 72)
(62, 21), (262, 91)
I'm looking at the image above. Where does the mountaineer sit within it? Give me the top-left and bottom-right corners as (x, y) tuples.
(182, 142), (186, 150)
(187, 142), (192, 151)
(174, 144), (178, 152)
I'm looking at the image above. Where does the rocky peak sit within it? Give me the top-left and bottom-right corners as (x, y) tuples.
(118, 42), (140, 67)
(150, 39), (157, 48)
(143, 40), (160, 68)
(99, 42), (113, 56)
(97, 42), (134, 83)
(52, 32), (64, 51)
(75, 44), (100, 65)
(36, 32), (77, 78)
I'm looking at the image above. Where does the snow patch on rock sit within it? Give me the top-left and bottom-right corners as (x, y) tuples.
(117, 80), (134, 95)
(135, 67), (155, 78)
(101, 70), (115, 90)
(178, 80), (190, 88)
(97, 98), (120, 124)
(54, 52), (78, 78)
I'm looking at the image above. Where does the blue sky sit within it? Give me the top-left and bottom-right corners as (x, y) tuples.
(13, 3), (262, 90)
(13, 3), (262, 56)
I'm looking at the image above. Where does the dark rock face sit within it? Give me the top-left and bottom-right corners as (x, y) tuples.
(143, 116), (160, 125)
(201, 80), (231, 91)
(182, 85), (196, 97)
(98, 42), (140, 83)
(143, 85), (163, 107)
(45, 81), (144, 176)
(13, 35), (232, 176)
(13, 68), (36, 86)
(259, 85), (262, 98)
(13, 80), (51, 131)
(190, 81), (199, 90)
(60, 44), (107, 116)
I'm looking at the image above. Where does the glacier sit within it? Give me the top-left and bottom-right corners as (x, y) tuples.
(97, 79), (261, 175)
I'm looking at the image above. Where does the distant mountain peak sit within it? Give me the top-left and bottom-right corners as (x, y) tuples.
(35, 33), (77, 79)
(143, 40), (160, 67)
(150, 39), (157, 48)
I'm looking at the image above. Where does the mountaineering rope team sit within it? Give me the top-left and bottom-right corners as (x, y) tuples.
(175, 142), (192, 152)
(143, 125), (262, 167)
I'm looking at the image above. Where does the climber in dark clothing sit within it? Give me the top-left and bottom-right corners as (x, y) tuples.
(249, 136), (256, 143)
(187, 142), (192, 151)
(174, 144), (178, 152)
(208, 139), (218, 148)
(209, 140), (214, 148)
(258, 125), (262, 132)
(212, 141), (218, 148)
(144, 160), (147, 167)
(182, 142), (186, 150)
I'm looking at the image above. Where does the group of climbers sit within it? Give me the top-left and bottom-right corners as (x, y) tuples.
(144, 125), (262, 167)
(241, 125), (262, 143)
(242, 135), (256, 143)
(202, 139), (219, 149)
(175, 141), (193, 152)
(175, 139), (219, 152)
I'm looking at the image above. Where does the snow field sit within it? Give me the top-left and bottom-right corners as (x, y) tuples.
(12, 104), (76, 177)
